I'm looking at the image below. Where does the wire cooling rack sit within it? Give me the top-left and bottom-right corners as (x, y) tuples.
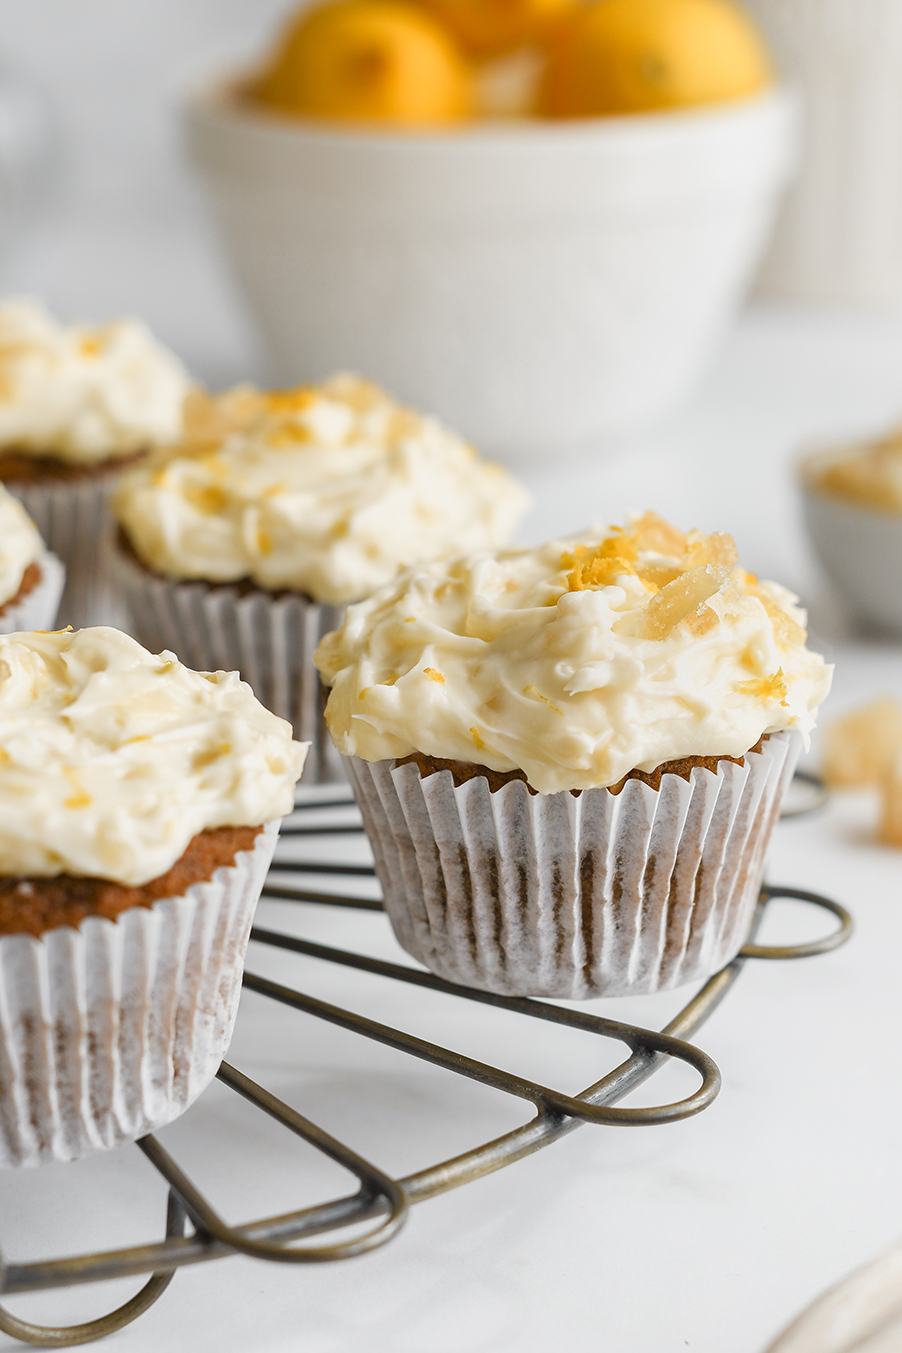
(0, 772), (851, 1348)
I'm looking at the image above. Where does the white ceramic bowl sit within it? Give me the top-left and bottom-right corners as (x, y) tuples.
(802, 486), (902, 635)
(184, 87), (796, 461)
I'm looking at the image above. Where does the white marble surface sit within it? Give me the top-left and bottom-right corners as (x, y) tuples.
(0, 309), (900, 1353)
(0, 7), (901, 1349)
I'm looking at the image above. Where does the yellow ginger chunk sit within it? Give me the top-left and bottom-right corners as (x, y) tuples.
(879, 753), (902, 846)
(822, 696), (902, 788)
(685, 529), (739, 571)
(684, 606), (720, 637)
(744, 584), (807, 648)
(628, 511), (687, 557)
(637, 565), (730, 639)
(737, 669), (788, 706)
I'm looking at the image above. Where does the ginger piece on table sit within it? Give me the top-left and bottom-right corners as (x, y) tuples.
(822, 696), (902, 789)
(879, 753), (902, 847)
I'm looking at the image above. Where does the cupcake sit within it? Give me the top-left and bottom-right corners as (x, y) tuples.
(0, 483), (65, 633)
(0, 626), (306, 1167)
(0, 299), (190, 629)
(315, 512), (832, 998)
(110, 374), (529, 781)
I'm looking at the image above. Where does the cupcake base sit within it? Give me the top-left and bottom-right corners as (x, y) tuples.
(347, 731), (798, 999)
(0, 820), (278, 1168)
(5, 466), (133, 629)
(110, 536), (344, 782)
(0, 552), (65, 634)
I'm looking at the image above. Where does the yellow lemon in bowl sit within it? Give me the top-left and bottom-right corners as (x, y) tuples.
(540, 0), (773, 117)
(413, 0), (580, 58)
(254, 0), (473, 126)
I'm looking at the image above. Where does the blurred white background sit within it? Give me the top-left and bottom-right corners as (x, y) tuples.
(0, 0), (297, 385)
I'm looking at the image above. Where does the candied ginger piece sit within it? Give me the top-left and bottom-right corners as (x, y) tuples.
(683, 606), (719, 637)
(627, 511), (687, 557)
(638, 565), (730, 639)
(879, 753), (902, 846)
(685, 530), (739, 571)
(736, 669), (788, 706)
(822, 696), (902, 788)
(744, 584), (807, 648)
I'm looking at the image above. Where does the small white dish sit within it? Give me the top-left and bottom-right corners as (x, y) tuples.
(802, 485), (902, 635)
(765, 1237), (902, 1352)
(183, 85), (796, 462)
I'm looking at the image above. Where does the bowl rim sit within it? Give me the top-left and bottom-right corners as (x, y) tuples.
(183, 73), (795, 149)
(800, 480), (902, 524)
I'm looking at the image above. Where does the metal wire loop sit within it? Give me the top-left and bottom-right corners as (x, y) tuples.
(0, 1191), (188, 1348)
(740, 886), (853, 960)
(136, 1065), (408, 1265)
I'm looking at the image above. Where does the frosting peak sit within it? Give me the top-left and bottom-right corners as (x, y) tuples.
(316, 513), (832, 793)
(0, 299), (189, 462)
(0, 627), (307, 884)
(112, 375), (530, 605)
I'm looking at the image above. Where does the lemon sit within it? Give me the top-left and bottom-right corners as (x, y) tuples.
(413, 0), (579, 59)
(540, 0), (773, 118)
(255, 0), (473, 126)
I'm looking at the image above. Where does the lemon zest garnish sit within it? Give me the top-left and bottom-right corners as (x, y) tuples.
(62, 768), (92, 810)
(470, 726), (485, 751)
(523, 683), (562, 714)
(423, 667), (445, 684)
(737, 669), (789, 706)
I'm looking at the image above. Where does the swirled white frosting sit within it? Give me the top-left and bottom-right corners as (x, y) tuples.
(111, 376), (530, 605)
(0, 299), (189, 463)
(316, 514), (832, 793)
(0, 485), (43, 607)
(0, 627), (307, 884)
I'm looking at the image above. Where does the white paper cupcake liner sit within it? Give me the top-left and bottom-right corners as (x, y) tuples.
(347, 730), (799, 999)
(0, 819), (278, 1169)
(6, 472), (129, 630)
(0, 551), (65, 634)
(110, 538), (344, 783)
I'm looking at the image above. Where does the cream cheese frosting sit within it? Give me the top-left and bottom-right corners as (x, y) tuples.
(316, 513), (833, 793)
(111, 376), (530, 606)
(0, 627), (307, 884)
(0, 299), (189, 463)
(0, 484), (43, 607)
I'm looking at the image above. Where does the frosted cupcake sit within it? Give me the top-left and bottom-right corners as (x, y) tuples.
(0, 483), (65, 633)
(0, 627), (306, 1167)
(316, 513), (832, 997)
(0, 299), (189, 628)
(111, 375), (529, 780)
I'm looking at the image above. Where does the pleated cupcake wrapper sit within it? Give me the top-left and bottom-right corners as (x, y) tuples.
(0, 551), (65, 634)
(0, 820), (279, 1169)
(347, 730), (798, 999)
(7, 473), (129, 630)
(110, 539), (344, 782)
